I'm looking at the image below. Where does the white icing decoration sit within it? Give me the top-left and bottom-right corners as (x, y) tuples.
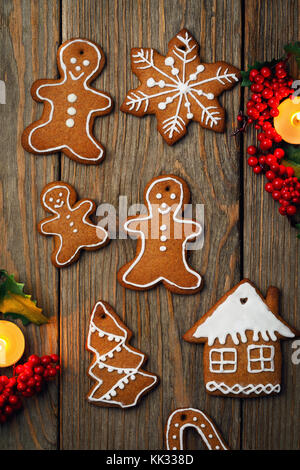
(67, 107), (76, 115)
(87, 301), (158, 408)
(67, 93), (77, 103)
(206, 382), (281, 396)
(156, 193), (162, 199)
(160, 225), (167, 231)
(83, 60), (90, 66)
(209, 348), (237, 373)
(70, 222), (74, 227)
(170, 193), (176, 199)
(192, 282), (295, 345)
(122, 176), (202, 290)
(75, 65), (81, 71)
(166, 408), (228, 451)
(70, 57), (77, 64)
(147, 78), (155, 88)
(125, 31), (239, 137)
(160, 235), (167, 242)
(66, 118), (74, 127)
(66, 214), (70, 219)
(73, 229), (78, 233)
(39, 184), (108, 266)
(49, 197), (53, 202)
(160, 246), (167, 252)
(27, 39), (112, 162)
(247, 345), (275, 373)
(193, 417), (197, 422)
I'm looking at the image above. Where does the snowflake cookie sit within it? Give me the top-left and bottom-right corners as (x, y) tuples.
(121, 29), (240, 145)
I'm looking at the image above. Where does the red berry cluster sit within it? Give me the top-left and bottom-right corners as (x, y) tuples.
(244, 61), (294, 149)
(0, 354), (60, 424)
(247, 145), (299, 216)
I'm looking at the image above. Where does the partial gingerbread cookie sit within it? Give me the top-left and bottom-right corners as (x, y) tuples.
(86, 301), (158, 408)
(184, 279), (299, 397)
(117, 174), (203, 294)
(38, 182), (109, 267)
(165, 408), (230, 450)
(22, 38), (113, 164)
(121, 29), (240, 145)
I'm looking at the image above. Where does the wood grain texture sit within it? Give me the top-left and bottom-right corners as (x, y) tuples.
(0, 0), (60, 449)
(0, 0), (299, 450)
(60, 0), (241, 450)
(243, 0), (300, 450)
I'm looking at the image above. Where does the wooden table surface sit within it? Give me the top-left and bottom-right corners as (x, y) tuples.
(0, 0), (299, 450)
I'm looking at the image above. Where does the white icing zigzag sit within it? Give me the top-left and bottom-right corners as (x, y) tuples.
(206, 381), (281, 395)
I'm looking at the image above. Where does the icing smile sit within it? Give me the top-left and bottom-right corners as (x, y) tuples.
(69, 71), (84, 81)
(158, 203), (172, 215)
(54, 201), (64, 208)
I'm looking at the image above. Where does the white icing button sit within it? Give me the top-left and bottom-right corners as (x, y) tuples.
(56, 199), (61, 203)
(208, 434), (213, 439)
(73, 229), (78, 233)
(147, 78), (155, 88)
(187, 113), (194, 119)
(98, 363), (104, 369)
(49, 197), (53, 202)
(160, 235), (167, 242)
(70, 57), (77, 64)
(193, 417), (197, 422)
(170, 193), (176, 200)
(108, 367), (113, 372)
(66, 214), (70, 219)
(216, 446), (220, 450)
(166, 97), (173, 103)
(161, 203), (167, 208)
(70, 222), (74, 227)
(98, 331), (104, 337)
(160, 246), (167, 252)
(108, 335), (114, 341)
(123, 378), (129, 384)
(67, 107), (76, 116)
(75, 65), (81, 71)
(197, 64), (205, 72)
(83, 59), (90, 66)
(114, 337), (120, 342)
(207, 93), (214, 100)
(108, 352), (114, 358)
(117, 369), (123, 375)
(160, 225), (167, 231)
(101, 356), (106, 362)
(165, 57), (174, 66)
(158, 102), (166, 110)
(172, 447), (177, 450)
(189, 73), (197, 81)
(174, 423), (179, 428)
(66, 118), (75, 127)
(116, 346), (121, 352)
(67, 93), (77, 103)
(171, 67), (179, 75)
(156, 193), (162, 199)
(130, 375), (136, 381)
(59, 192), (63, 197)
(110, 390), (117, 397)
(119, 382), (125, 389)
(172, 435), (177, 439)
(158, 80), (165, 88)
(201, 424), (205, 428)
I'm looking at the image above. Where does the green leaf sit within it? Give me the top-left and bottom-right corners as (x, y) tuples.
(0, 270), (48, 325)
(241, 58), (282, 87)
(281, 159), (300, 178)
(281, 144), (300, 164)
(284, 42), (300, 70)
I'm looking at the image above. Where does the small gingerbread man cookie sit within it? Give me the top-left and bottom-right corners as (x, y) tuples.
(117, 175), (203, 294)
(38, 182), (109, 267)
(22, 38), (113, 164)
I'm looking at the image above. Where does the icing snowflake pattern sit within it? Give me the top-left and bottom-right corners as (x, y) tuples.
(121, 29), (240, 144)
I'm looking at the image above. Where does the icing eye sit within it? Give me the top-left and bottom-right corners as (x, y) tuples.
(170, 193), (176, 200)
(70, 57), (77, 64)
(49, 197), (53, 202)
(240, 297), (248, 304)
(156, 193), (162, 199)
(83, 60), (90, 66)
(59, 192), (63, 197)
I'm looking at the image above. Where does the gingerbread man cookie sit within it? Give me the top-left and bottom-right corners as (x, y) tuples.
(165, 408), (230, 450)
(86, 301), (158, 408)
(121, 29), (240, 145)
(38, 182), (109, 267)
(22, 38), (113, 164)
(117, 175), (203, 294)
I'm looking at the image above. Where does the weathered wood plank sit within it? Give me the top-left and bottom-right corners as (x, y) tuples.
(0, 0), (60, 449)
(60, 0), (242, 450)
(243, 0), (300, 450)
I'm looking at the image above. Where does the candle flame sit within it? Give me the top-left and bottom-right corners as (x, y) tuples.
(291, 112), (300, 126)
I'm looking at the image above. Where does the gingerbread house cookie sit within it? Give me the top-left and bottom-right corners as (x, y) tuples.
(184, 280), (299, 397)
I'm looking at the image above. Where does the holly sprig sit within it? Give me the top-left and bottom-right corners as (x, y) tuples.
(0, 270), (48, 325)
(284, 42), (300, 69)
(241, 58), (283, 87)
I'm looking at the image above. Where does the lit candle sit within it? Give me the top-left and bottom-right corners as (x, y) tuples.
(0, 321), (25, 367)
(274, 96), (300, 145)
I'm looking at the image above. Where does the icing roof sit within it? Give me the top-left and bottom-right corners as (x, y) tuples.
(193, 282), (295, 346)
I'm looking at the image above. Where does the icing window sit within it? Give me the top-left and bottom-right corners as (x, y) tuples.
(247, 345), (275, 373)
(209, 348), (237, 373)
